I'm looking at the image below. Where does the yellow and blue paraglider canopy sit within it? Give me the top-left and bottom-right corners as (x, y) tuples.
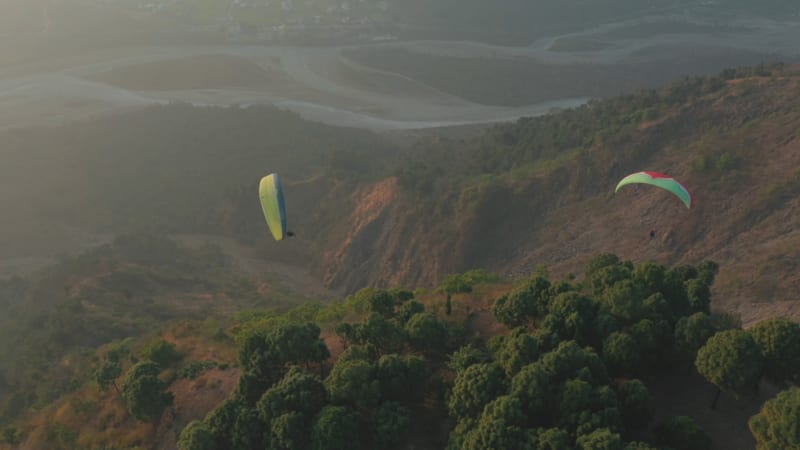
(259, 173), (287, 240)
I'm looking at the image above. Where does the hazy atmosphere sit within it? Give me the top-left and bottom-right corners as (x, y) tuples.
(1, 1), (799, 449)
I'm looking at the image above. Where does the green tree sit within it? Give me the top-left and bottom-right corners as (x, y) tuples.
(122, 361), (174, 421)
(326, 359), (380, 408)
(204, 398), (240, 449)
(106, 337), (135, 363)
(377, 354), (428, 403)
(490, 327), (539, 377)
(536, 428), (572, 450)
(0, 426), (19, 446)
(695, 329), (764, 408)
(577, 428), (624, 450)
(239, 322), (330, 390)
(643, 293), (674, 324)
(257, 367), (327, 421)
(396, 300), (425, 325)
(310, 405), (360, 450)
(588, 261), (633, 298)
(538, 341), (609, 387)
(177, 420), (215, 450)
(696, 261), (719, 286)
(358, 313), (407, 355)
(632, 262), (666, 299)
(617, 379), (652, 430)
(448, 363), (508, 420)
(558, 381), (622, 436)
(748, 386), (800, 450)
(270, 412), (307, 450)
(233, 370), (271, 404)
(601, 279), (645, 324)
(585, 254), (624, 280)
(238, 332), (278, 382)
(337, 344), (378, 364)
(629, 319), (672, 373)
(446, 418), (477, 450)
(674, 312), (716, 365)
(461, 396), (528, 450)
(591, 312), (622, 350)
(602, 332), (639, 377)
(140, 339), (183, 368)
(439, 269), (497, 294)
(94, 358), (122, 395)
(748, 318), (800, 385)
(623, 443), (658, 450)
(662, 266), (693, 319)
(362, 288), (396, 317)
(511, 363), (554, 422)
(256, 368), (327, 449)
(492, 275), (552, 328)
(654, 416), (712, 450)
(543, 292), (597, 346)
(267, 322), (331, 368)
(231, 406), (266, 450)
(447, 344), (490, 373)
(405, 312), (448, 354)
(685, 279), (712, 315)
(335, 322), (358, 349)
(372, 401), (412, 449)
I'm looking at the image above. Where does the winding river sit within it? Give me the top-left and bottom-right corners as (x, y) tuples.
(1, 14), (799, 132)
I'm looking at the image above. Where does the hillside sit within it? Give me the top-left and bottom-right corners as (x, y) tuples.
(326, 64), (800, 325)
(3, 253), (796, 450)
(1, 64), (800, 449)
(2, 65), (799, 326)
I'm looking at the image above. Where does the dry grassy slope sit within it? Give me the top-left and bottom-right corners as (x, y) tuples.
(324, 76), (800, 325)
(7, 325), (239, 450)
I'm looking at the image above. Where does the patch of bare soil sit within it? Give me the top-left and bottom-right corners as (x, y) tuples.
(466, 310), (509, 340)
(323, 332), (345, 362)
(156, 368), (240, 450)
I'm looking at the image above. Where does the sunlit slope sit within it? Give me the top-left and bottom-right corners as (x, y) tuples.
(328, 64), (800, 324)
(1, 64), (799, 326)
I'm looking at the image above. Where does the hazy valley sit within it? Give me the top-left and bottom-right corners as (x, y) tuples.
(0, 2), (799, 450)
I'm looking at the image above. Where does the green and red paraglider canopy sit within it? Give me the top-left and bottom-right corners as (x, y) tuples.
(615, 171), (693, 209)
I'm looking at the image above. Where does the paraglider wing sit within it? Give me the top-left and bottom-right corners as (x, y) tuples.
(614, 171), (692, 209)
(259, 173), (287, 240)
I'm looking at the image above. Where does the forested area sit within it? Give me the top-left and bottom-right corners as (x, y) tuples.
(394, 63), (798, 203)
(0, 234), (241, 427)
(1, 63), (799, 449)
(3, 248), (797, 449)
(146, 254), (796, 450)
